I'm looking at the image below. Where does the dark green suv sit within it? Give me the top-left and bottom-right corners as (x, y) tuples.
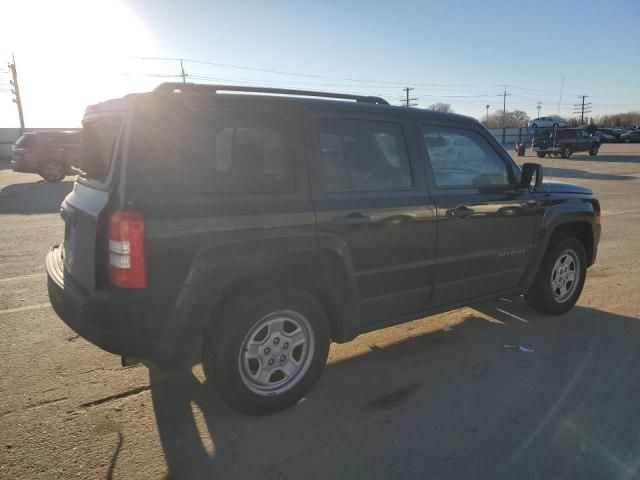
(47, 84), (601, 414)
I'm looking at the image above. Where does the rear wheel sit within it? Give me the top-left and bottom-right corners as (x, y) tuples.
(39, 160), (66, 182)
(525, 235), (587, 314)
(560, 146), (572, 159)
(589, 143), (599, 156)
(553, 123), (559, 128)
(531, 123), (538, 128)
(536, 151), (546, 158)
(202, 286), (330, 415)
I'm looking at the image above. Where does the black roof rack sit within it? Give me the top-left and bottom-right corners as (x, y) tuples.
(153, 82), (389, 105)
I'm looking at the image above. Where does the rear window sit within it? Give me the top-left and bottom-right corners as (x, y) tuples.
(314, 117), (413, 192)
(80, 117), (122, 182)
(129, 105), (295, 196)
(182, 111), (294, 193)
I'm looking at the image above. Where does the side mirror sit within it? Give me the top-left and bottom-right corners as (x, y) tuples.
(519, 162), (543, 189)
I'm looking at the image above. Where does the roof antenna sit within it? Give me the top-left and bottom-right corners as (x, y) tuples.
(547, 76), (564, 193)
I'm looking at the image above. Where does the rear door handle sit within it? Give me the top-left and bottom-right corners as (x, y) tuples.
(447, 205), (473, 219)
(333, 212), (371, 225)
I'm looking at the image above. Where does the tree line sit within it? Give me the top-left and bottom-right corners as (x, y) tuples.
(424, 103), (638, 128)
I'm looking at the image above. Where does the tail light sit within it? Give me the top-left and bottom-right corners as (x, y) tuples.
(108, 210), (147, 288)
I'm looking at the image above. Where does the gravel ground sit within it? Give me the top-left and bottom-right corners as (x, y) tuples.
(1, 143), (640, 480)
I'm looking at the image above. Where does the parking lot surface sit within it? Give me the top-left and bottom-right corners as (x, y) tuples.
(1, 144), (640, 479)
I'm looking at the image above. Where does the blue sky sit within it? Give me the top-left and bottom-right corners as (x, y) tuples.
(1, 0), (639, 127)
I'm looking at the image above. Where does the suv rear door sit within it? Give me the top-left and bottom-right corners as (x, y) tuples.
(61, 114), (124, 291)
(306, 108), (437, 331)
(418, 120), (538, 306)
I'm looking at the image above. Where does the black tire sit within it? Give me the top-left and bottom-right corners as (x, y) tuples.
(553, 123), (559, 128)
(39, 160), (66, 182)
(536, 151), (546, 158)
(202, 285), (330, 415)
(589, 143), (599, 156)
(525, 235), (587, 315)
(531, 123), (538, 128)
(560, 146), (572, 159)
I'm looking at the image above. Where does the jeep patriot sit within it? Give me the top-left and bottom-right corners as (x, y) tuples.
(47, 83), (601, 414)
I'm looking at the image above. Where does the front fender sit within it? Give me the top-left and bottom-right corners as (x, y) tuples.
(522, 201), (597, 289)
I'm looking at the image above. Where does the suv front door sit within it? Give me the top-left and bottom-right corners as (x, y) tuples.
(307, 111), (437, 332)
(419, 122), (538, 307)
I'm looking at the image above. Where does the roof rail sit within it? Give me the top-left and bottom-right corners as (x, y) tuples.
(153, 82), (389, 105)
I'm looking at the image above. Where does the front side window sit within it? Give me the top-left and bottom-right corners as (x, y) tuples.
(315, 117), (412, 192)
(421, 125), (511, 188)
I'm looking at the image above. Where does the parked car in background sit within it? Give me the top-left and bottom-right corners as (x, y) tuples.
(532, 128), (599, 158)
(11, 131), (82, 182)
(47, 83), (601, 415)
(620, 130), (640, 143)
(597, 128), (622, 142)
(594, 130), (616, 143)
(528, 117), (569, 128)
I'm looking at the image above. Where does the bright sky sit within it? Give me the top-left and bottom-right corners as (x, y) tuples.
(1, 0), (639, 128)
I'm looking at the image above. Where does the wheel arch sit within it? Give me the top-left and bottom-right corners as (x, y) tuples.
(523, 204), (597, 290)
(194, 239), (358, 346)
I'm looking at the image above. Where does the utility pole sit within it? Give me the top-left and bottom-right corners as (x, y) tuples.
(502, 85), (510, 144)
(573, 95), (591, 125)
(401, 87), (417, 108)
(8, 54), (25, 130)
(485, 104), (490, 124)
(179, 59), (187, 83)
(536, 101), (542, 119)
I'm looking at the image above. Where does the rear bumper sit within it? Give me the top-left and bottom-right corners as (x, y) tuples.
(46, 245), (204, 369)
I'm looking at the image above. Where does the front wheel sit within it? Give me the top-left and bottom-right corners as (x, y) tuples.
(536, 151), (546, 158)
(202, 286), (330, 415)
(525, 236), (587, 314)
(531, 123), (538, 128)
(560, 146), (572, 159)
(589, 144), (599, 156)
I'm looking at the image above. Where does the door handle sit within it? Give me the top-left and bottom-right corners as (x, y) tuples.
(333, 212), (371, 225)
(447, 205), (473, 219)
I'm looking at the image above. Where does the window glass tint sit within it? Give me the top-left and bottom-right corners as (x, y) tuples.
(80, 117), (122, 182)
(421, 126), (510, 188)
(182, 111), (293, 193)
(315, 117), (412, 191)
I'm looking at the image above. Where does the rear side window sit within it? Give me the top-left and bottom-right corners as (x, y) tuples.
(314, 117), (412, 192)
(182, 111), (293, 193)
(421, 125), (510, 188)
(81, 117), (122, 182)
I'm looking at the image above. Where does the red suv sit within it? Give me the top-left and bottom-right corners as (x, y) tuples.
(11, 131), (81, 182)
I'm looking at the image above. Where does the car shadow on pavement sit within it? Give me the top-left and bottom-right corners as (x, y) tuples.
(148, 299), (640, 479)
(561, 153), (640, 164)
(545, 167), (635, 182)
(0, 179), (73, 214)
